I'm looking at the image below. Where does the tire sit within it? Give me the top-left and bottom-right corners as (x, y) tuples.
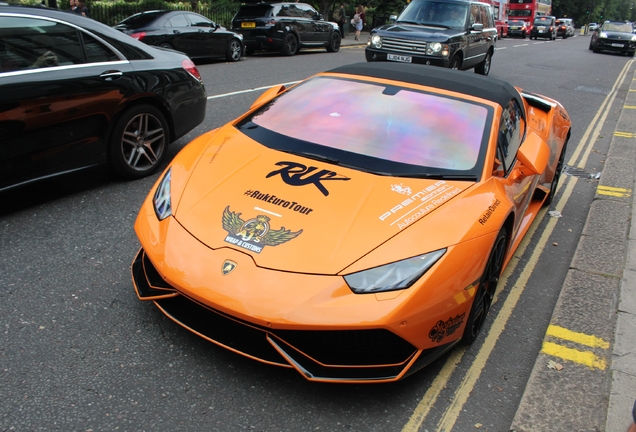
(448, 55), (461, 70)
(544, 139), (567, 207)
(280, 33), (298, 56)
(474, 50), (492, 76)
(522, 32), (526, 39)
(593, 45), (600, 53)
(629, 51), (636, 57)
(588, 40), (593, 50)
(461, 227), (507, 344)
(109, 104), (169, 179)
(326, 32), (341, 52)
(226, 38), (242, 62)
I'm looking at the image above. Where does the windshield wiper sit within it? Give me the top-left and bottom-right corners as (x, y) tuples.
(396, 173), (478, 181)
(280, 149), (339, 164)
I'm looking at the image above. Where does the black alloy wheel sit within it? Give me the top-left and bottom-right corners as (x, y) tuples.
(461, 227), (507, 344)
(109, 104), (169, 179)
(159, 42), (174, 50)
(544, 139), (568, 207)
(326, 32), (341, 52)
(281, 33), (298, 56)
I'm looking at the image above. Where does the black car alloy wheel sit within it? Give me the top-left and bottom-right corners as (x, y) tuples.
(281, 33), (298, 56)
(461, 227), (507, 344)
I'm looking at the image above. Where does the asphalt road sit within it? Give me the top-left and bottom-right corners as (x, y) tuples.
(1, 34), (633, 431)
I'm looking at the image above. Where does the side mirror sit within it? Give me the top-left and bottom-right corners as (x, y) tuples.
(471, 23), (484, 32)
(249, 85), (286, 110)
(314, 13), (323, 20)
(516, 132), (549, 176)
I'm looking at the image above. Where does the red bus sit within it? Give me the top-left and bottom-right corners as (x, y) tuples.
(508, 0), (552, 33)
(482, 0), (509, 38)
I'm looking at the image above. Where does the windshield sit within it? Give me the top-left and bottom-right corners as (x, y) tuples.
(602, 22), (633, 33)
(509, 10), (531, 17)
(397, 0), (469, 28)
(237, 77), (491, 177)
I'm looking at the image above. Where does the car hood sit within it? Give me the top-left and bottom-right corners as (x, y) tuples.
(372, 23), (462, 41)
(173, 128), (473, 274)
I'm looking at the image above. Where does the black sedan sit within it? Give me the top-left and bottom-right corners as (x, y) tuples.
(114, 11), (244, 62)
(589, 21), (636, 56)
(0, 6), (207, 192)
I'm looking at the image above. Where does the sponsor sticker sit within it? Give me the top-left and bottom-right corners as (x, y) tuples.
(222, 206), (302, 253)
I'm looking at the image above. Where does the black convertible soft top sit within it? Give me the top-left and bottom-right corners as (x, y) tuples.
(327, 62), (526, 120)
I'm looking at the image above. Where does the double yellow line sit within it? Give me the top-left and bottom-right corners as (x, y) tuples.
(542, 325), (609, 370)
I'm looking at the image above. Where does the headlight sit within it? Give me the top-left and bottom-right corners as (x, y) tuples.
(600, 32), (608, 38)
(153, 168), (172, 220)
(427, 42), (442, 55)
(344, 249), (446, 294)
(370, 34), (382, 48)
(631, 35), (636, 42)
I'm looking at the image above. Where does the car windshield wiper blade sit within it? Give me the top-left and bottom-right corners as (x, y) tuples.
(280, 149), (339, 164)
(396, 173), (478, 181)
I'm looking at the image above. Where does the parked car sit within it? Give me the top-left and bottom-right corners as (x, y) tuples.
(556, 18), (575, 38)
(114, 11), (244, 62)
(588, 22), (599, 32)
(0, 6), (207, 192)
(529, 15), (557, 40)
(231, 2), (341, 56)
(589, 21), (636, 56)
(131, 61), (571, 383)
(507, 19), (528, 38)
(365, 0), (498, 75)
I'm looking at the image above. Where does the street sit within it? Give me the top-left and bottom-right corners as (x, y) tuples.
(1, 34), (634, 431)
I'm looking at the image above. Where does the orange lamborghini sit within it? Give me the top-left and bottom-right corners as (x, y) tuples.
(131, 62), (571, 383)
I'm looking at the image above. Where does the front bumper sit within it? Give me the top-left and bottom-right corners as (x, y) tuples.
(132, 247), (458, 382)
(365, 48), (451, 67)
(594, 39), (636, 53)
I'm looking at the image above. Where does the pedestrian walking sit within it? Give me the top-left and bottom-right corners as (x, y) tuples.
(351, 4), (365, 41)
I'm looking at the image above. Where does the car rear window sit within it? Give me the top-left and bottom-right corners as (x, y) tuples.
(234, 5), (273, 19)
(238, 76), (491, 175)
(118, 11), (167, 28)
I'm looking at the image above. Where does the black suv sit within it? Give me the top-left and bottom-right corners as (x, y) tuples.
(231, 2), (341, 56)
(365, 0), (497, 75)
(529, 15), (557, 40)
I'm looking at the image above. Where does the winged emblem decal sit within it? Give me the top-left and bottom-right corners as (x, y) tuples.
(222, 206), (303, 254)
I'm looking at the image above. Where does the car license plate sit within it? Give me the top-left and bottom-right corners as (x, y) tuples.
(510, 26), (519, 30)
(612, 43), (624, 47)
(387, 54), (412, 63)
(241, 22), (256, 28)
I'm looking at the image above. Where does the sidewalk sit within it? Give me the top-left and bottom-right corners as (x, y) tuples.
(511, 64), (636, 431)
(340, 30), (369, 47)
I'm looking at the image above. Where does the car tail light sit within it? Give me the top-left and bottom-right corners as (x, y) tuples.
(129, 32), (146, 41)
(182, 59), (202, 82)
